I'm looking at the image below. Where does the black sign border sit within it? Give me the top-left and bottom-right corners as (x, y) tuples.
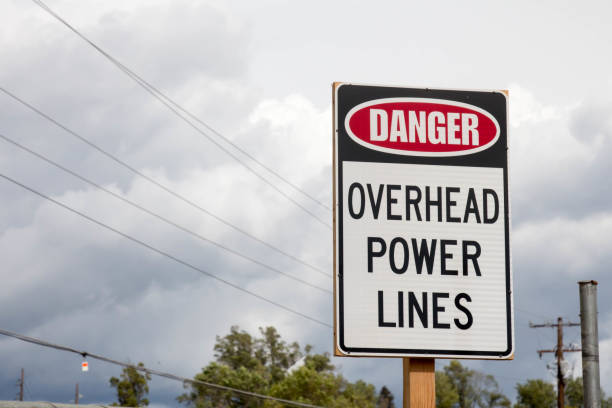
(333, 83), (513, 358)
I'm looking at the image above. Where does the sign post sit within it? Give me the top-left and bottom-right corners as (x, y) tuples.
(332, 83), (513, 406)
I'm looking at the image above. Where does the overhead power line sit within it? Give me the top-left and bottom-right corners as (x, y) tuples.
(0, 172), (331, 328)
(29, 0), (332, 226)
(0, 132), (330, 294)
(0, 328), (324, 408)
(0, 86), (329, 278)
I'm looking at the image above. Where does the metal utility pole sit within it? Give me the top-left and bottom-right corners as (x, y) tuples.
(579, 280), (601, 408)
(530, 317), (581, 408)
(75, 383), (79, 405)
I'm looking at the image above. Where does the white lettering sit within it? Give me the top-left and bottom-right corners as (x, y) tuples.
(462, 114), (479, 145)
(370, 109), (388, 141)
(428, 111), (446, 144)
(408, 111), (426, 143)
(447, 112), (460, 145)
(389, 110), (407, 142)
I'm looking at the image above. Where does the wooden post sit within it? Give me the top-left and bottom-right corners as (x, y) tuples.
(403, 358), (435, 408)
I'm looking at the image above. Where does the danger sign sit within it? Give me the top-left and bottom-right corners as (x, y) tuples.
(333, 83), (513, 359)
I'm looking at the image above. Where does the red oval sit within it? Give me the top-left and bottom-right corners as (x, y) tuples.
(346, 100), (499, 155)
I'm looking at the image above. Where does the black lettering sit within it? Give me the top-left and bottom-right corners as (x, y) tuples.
(378, 291), (396, 327)
(463, 188), (482, 223)
(408, 291), (427, 328)
(433, 292), (451, 329)
(462, 241), (481, 276)
(367, 184), (384, 219)
(445, 187), (461, 223)
(483, 188), (499, 224)
(425, 186), (442, 222)
(389, 237), (409, 274)
(387, 184), (402, 220)
(405, 186), (422, 221)
(348, 183), (365, 219)
(411, 239), (436, 275)
(440, 239), (458, 275)
(454, 293), (473, 330)
(398, 291), (404, 328)
(367, 237), (386, 273)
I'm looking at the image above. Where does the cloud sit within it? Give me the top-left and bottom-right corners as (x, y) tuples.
(508, 83), (562, 128)
(509, 87), (612, 225)
(1, 0), (612, 405)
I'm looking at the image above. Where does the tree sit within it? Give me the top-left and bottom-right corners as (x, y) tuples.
(565, 376), (583, 408)
(445, 360), (477, 408)
(436, 371), (459, 408)
(109, 362), (151, 407)
(439, 360), (510, 408)
(178, 326), (377, 408)
(265, 361), (376, 408)
(565, 376), (612, 408)
(376, 386), (395, 408)
(474, 373), (510, 408)
(514, 379), (555, 408)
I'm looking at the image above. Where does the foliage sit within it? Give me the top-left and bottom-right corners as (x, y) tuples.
(376, 386), (395, 408)
(436, 371), (459, 408)
(565, 376), (612, 408)
(514, 379), (555, 408)
(178, 325), (379, 408)
(438, 360), (510, 408)
(565, 376), (583, 408)
(109, 362), (151, 407)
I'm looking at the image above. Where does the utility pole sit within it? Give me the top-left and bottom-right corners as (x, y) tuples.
(18, 368), (24, 401)
(578, 280), (601, 408)
(75, 383), (79, 405)
(530, 317), (581, 408)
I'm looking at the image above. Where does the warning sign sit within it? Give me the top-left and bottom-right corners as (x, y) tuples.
(333, 83), (513, 359)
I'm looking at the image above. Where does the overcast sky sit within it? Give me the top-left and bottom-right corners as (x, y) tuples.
(1, 0), (612, 405)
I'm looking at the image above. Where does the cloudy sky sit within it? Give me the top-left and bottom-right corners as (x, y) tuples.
(1, 0), (611, 405)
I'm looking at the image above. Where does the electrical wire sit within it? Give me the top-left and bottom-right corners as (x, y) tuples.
(0, 172), (332, 328)
(29, 0), (332, 225)
(0, 132), (330, 293)
(0, 328), (325, 408)
(0, 86), (330, 278)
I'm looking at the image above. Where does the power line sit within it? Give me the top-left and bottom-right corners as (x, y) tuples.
(0, 172), (331, 328)
(29, 0), (332, 226)
(0, 132), (330, 294)
(0, 86), (330, 278)
(0, 328), (324, 408)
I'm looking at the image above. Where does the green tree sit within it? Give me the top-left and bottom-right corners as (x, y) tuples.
(439, 360), (510, 408)
(256, 326), (301, 383)
(376, 386), (395, 408)
(266, 359), (376, 408)
(436, 371), (459, 408)
(445, 360), (477, 408)
(514, 379), (555, 408)
(565, 376), (583, 408)
(179, 326), (377, 408)
(565, 376), (612, 408)
(475, 373), (511, 408)
(109, 362), (151, 407)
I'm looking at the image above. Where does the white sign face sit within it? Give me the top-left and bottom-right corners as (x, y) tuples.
(333, 83), (513, 359)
